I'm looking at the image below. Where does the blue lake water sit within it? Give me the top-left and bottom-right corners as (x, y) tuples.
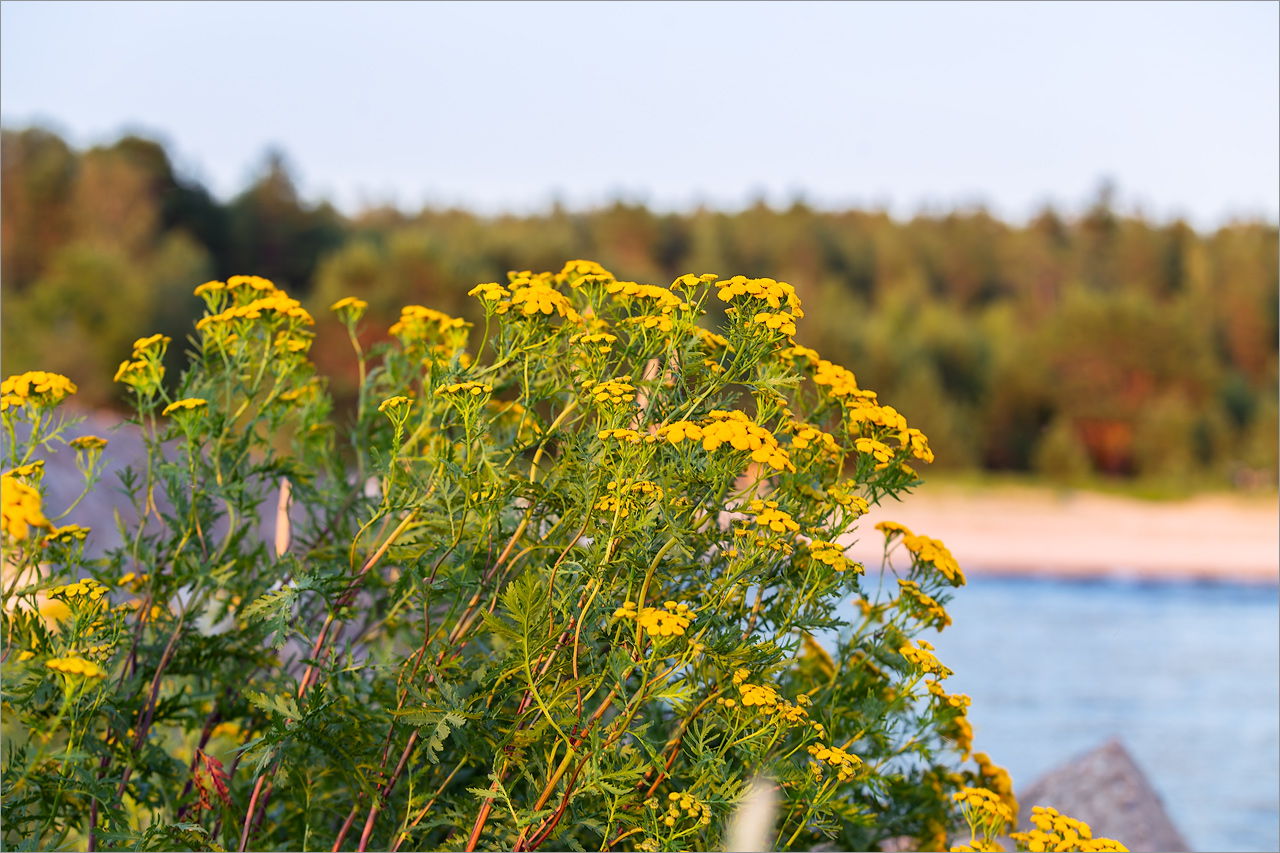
(896, 577), (1280, 853)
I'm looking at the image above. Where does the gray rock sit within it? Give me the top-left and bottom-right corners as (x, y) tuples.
(1017, 738), (1191, 852)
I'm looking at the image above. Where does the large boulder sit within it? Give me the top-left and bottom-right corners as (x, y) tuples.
(1018, 738), (1190, 852)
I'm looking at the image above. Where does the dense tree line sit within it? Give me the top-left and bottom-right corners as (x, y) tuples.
(2, 127), (1275, 489)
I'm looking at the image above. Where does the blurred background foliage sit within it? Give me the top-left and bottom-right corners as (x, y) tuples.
(2, 126), (1276, 492)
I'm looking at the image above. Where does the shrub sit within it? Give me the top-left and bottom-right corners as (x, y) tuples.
(1, 264), (1124, 852)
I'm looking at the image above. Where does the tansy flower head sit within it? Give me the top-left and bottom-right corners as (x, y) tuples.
(635, 605), (691, 638)
(716, 275), (802, 312)
(162, 398), (208, 417)
(7, 460), (44, 479)
(902, 534), (965, 586)
(378, 395), (412, 414)
(2, 371), (78, 412)
(580, 378), (636, 407)
(900, 639), (953, 678)
(46, 656), (107, 679)
(330, 296), (368, 323)
(47, 524), (91, 545)
(69, 435), (108, 452)
(131, 334), (171, 357)
(434, 381), (493, 398)
(193, 280), (226, 297)
(2, 474), (50, 540)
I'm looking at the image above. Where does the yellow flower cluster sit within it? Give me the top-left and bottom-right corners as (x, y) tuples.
(511, 284), (581, 322)
(48, 577), (110, 602)
(118, 571), (149, 591)
(854, 436), (896, 469)
(8, 461), (43, 479)
(623, 313), (676, 333)
(808, 540), (861, 574)
(739, 682), (780, 708)
(974, 752), (1017, 817)
(780, 344), (820, 365)
(897, 579), (952, 630)
(904, 533), (965, 586)
(594, 480), (663, 518)
(614, 600), (692, 638)
(788, 422), (837, 452)
(949, 841), (1004, 853)
(581, 378), (636, 406)
(378, 395), (412, 413)
(573, 332), (618, 353)
(899, 639), (953, 678)
(876, 522), (966, 586)
(193, 275), (279, 312)
(947, 714), (975, 759)
(826, 482), (870, 516)
(808, 743), (861, 783)
(719, 670), (813, 727)
(2, 474), (50, 540)
(749, 309), (803, 337)
(662, 791), (712, 828)
(389, 305), (471, 340)
(928, 679), (971, 709)
(671, 272), (719, 290)
(748, 499), (800, 535)
(848, 400), (906, 432)
(278, 379), (323, 406)
(847, 401), (935, 464)
(876, 521), (912, 539)
(774, 694), (811, 724)
(434, 381), (492, 398)
(502, 271), (583, 323)
(558, 259), (615, 285)
(606, 280), (688, 312)
(812, 358), (861, 398)
(196, 292), (314, 331)
(226, 274), (279, 295)
(699, 410), (794, 472)
(46, 656), (107, 679)
(900, 426), (934, 463)
(1010, 807), (1128, 852)
(729, 525), (793, 557)
(274, 329), (314, 355)
(951, 786), (1014, 848)
(162, 398), (208, 417)
(112, 333), (174, 390)
(69, 435), (108, 452)
(716, 275), (802, 312)
(598, 427), (644, 444)
(113, 358), (160, 390)
(329, 296), (368, 322)
(652, 420), (703, 445)
(132, 334), (171, 356)
(722, 668), (776, 710)
(468, 281), (512, 306)
(2, 371), (78, 412)
(47, 524), (90, 545)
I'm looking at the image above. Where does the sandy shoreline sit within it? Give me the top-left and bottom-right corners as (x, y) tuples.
(840, 483), (1280, 584)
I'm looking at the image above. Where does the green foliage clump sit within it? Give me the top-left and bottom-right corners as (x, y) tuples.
(4, 263), (1123, 852)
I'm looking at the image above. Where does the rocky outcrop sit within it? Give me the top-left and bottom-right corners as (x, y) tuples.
(1018, 738), (1191, 852)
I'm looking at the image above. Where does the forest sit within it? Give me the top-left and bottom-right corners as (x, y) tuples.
(2, 126), (1276, 491)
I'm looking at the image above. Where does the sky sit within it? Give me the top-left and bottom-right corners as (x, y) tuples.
(2, 0), (1277, 227)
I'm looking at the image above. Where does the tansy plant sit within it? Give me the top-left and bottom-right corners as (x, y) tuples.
(1, 265), (1125, 852)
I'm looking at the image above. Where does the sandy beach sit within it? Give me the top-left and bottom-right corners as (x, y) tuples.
(842, 482), (1280, 584)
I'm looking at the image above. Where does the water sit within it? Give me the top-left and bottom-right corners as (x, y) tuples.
(916, 577), (1280, 853)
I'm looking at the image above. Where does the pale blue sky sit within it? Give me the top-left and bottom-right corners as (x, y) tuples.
(2, 0), (1277, 227)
